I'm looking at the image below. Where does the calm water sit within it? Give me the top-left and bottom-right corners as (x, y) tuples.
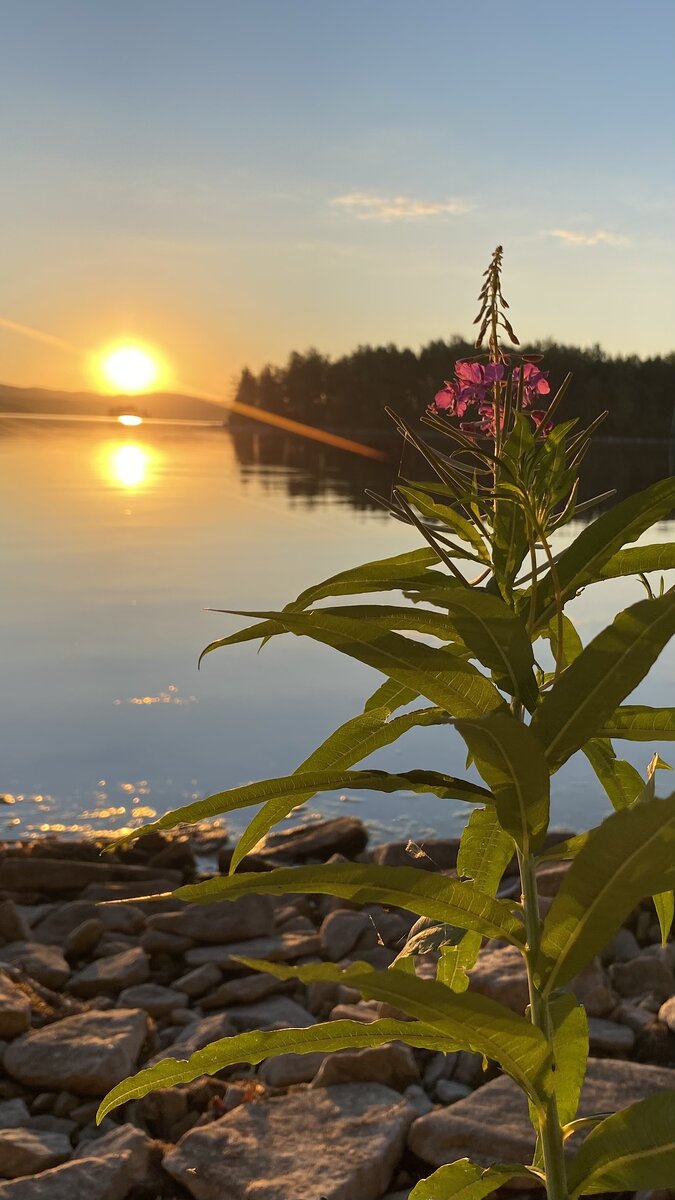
(1, 420), (673, 845)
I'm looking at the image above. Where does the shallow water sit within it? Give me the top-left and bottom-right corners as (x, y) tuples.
(1, 419), (673, 845)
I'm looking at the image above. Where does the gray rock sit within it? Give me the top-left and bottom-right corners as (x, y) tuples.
(139, 929), (193, 956)
(98, 904), (146, 935)
(148, 1012), (235, 1065)
(402, 1084), (434, 1117)
(29, 1115), (77, 1138)
(588, 1016), (635, 1054)
(184, 930), (320, 968)
(117, 982), (188, 1017)
(202, 971), (290, 1009)
(0, 1128), (71, 1178)
(371, 838), (460, 871)
(0, 1100), (30, 1129)
(174, 963), (222, 998)
(609, 954), (674, 1002)
(32, 902), (100, 946)
(163, 1082), (414, 1200)
(312, 1043), (419, 1091)
(469, 944), (529, 1014)
(571, 957), (616, 1017)
(259, 1052), (327, 1087)
(601, 927), (641, 965)
(65, 920), (104, 959)
(73, 1122), (153, 1173)
(4, 1008), (148, 1097)
(69, 948), (149, 997)
(320, 910), (371, 961)
(408, 1058), (675, 1168)
(0, 976), (30, 1039)
(146, 894), (274, 944)
(226, 995), (316, 1031)
(434, 1079), (473, 1104)
(259, 816), (368, 863)
(1, 943), (70, 990)
(0, 858), (182, 895)
(0, 1150), (138, 1199)
(0, 903), (31, 945)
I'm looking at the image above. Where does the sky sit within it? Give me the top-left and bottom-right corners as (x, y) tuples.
(0, 0), (673, 399)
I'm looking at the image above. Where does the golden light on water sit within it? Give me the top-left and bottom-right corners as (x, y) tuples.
(97, 343), (162, 394)
(117, 413), (143, 427)
(103, 443), (153, 489)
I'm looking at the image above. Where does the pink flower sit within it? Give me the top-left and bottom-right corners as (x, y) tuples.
(529, 409), (554, 435)
(512, 362), (550, 407)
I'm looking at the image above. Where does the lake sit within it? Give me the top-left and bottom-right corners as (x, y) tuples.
(2, 419), (673, 846)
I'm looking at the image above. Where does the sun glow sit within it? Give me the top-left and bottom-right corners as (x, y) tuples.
(105, 444), (152, 489)
(98, 343), (161, 394)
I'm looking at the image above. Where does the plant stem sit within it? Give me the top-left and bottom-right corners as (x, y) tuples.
(518, 848), (569, 1200)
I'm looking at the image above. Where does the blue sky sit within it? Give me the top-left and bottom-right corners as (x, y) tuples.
(0, 0), (673, 395)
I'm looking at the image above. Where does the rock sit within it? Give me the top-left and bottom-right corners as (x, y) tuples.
(371, 838), (460, 871)
(226, 995), (316, 1031)
(0, 1100), (30, 1129)
(69, 948), (149, 997)
(408, 1058), (675, 1168)
(0, 902), (30, 944)
(163, 1082), (414, 1200)
(601, 926), (641, 965)
(117, 982), (188, 1017)
(0, 858), (182, 894)
(148, 1012), (235, 1065)
(610, 954), (674, 1002)
(0, 1150), (138, 1199)
(658, 995), (675, 1031)
(139, 929), (193, 956)
(423, 1052), (458, 1090)
(320, 910), (371, 961)
(534, 862), (570, 896)
(259, 816), (368, 863)
(98, 905), (146, 935)
(329, 1002), (382, 1024)
(452, 1052), (487, 1089)
(434, 1079), (473, 1104)
(402, 1084), (433, 1117)
(4, 1008), (148, 1096)
(1, 943), (70, 990)
(616, 1001), (656, 1034)
(184, 930), (320, 968)
(588, 1016), (635, 1054)
(146, 894), (274, 944)
(0, 975), (30, 1038)
(259, 1052), (327, 1087)
(32, 902), (99, 945)
(64, 920), (103, 959)
(201, 971), (290, 1009)
(174, 963), (222, 998)
(0, 1128), (71, 1178)
(29, 1115), (77, 1138)
(571, 957), (616, 1017)
(73, 1121), (153, 1173)
(313, 1043), (419, 1091)
(469, 944), (529, 1014)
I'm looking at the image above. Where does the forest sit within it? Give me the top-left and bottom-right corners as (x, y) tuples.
(232, 338), (675, 439)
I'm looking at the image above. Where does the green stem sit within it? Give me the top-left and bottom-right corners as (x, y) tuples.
(518, 848), (569, 1200)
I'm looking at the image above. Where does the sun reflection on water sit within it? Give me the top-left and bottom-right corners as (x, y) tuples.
(100, 442), (157, 490)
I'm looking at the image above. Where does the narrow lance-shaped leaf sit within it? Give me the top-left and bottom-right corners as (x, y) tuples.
(455, 713), (550, 854)
(237, 958), (552, 1108)
(583, 740), (645, 811)
(96, 1018), (452, 1123)
(397, 484), (491, 561)
(536, 791), (675, 994)
(633, 753), (675, 945)
(286, 545), (445, 610)
(595, 543), (675, 582)
(164, 863), (525, 945)
(599, 705), (675, 740)
(364, 679), (419, 713)
(548, 993), (589, 1128)
(409, 1159), (540, 1200)
(567, 1090), (675, 1196)
(530, 592), (675, 770)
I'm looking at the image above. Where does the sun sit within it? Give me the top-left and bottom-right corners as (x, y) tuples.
(99, 343), (161, 394)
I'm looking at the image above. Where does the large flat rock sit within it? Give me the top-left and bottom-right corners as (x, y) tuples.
(0, 1151), (138, 1199)
(0, 857), (182, 894)
(146, 895), (274, 944)
(408, 1058), (675, 1168)
(163, 1082), (415, 1200)
(184, 930), (320, 968)
(4, 1008), (148, 1097)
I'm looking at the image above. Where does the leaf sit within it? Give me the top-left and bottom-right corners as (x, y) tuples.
(169, 863), (525, 945)
(548, 993), (589, 1127)
(567, 1089), (675, 1196)
(536, 831), (590, 863)
(583, 739), (645, 810)
(654, 891), (674, 945)
(599, 705), (675, 740)
(536, 791), (675, 994)
(492, 418), (531, 596)
(235, 609), (506, 718)
(96, 1017), (451, 1122)
(237, 958), (552, 1107)
(533, 477), (675, 626)
(287, 545), (446, 610)
(596, 543), (675, 582)
(111, 763), (483, 850)
(364, 679), (419, 713)
(530, 593), (675, 770)
(397, 485), (491, 561)
(409, 1159), (536, 1199)
(455, 713), (550, 853)
(411, 588), (539, 710)
(395, 916), (465, 962)
(539, 612), (583, 670)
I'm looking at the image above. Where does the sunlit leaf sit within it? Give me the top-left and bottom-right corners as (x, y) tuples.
(596, 543), (675, 582)
(567, 1089), (675, 1196)
(363, 679), (419, 713)
(548, 993), (589, 1127)
(583, 739), (644, 810)
(409, 1159), (537, 1199)
(599, 704), (675, 740)
(455, 713), (549, 853)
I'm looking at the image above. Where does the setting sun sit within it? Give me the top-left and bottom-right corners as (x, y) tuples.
(99, 344), (161, 394)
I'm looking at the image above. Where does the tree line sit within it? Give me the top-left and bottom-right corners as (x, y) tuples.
(232, 338), (675, 439)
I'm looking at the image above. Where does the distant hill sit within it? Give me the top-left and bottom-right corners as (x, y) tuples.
(0, 382), (228, 423)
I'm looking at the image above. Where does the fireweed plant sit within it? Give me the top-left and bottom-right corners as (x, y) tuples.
(99, 248), (675, 1199)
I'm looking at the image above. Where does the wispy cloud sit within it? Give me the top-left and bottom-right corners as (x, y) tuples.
(549, 228), (631, 247)
(332, 191), (471, 222)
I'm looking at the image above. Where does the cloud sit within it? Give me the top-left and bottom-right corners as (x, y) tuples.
(549, 228), (631, 247)
(332, 191), (471, 222)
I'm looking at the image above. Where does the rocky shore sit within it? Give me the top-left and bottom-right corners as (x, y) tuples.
(0, 815), (674, 1200)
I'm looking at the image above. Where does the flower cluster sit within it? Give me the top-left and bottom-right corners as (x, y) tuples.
(431, 359), (551, 435)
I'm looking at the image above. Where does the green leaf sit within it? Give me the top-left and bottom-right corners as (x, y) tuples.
(409, 1159), (536, 1199)
(436, 939), (476, 992)
(530, 593), (675, 769)
(539, 612), (583, 670)
(533, 477), (675, 626)
(536, 831), (590, 864)
(492, 418), (531, 596)
(96, 1017), (450, 1122)
(410, 588), (539, 710)
(596, 543), (675, 582)
(364, 679), (419, 713)
(654, 891), (674, 945)
(567, 1089), (675, 1196)
(112, 763), (484, 851)
(536, 791), (675, 994)
(549, 993), (589, 1127)
(287, 545), (446, 610)
(170, 863), (526, 945)
(599, 705), (675, 740)
(235, 609), (506, 718)
(238, 958), (552, 1107)
(455, 713), (550, 853)
(397, 485), (491, 562)
(583, 739), (645, 810)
